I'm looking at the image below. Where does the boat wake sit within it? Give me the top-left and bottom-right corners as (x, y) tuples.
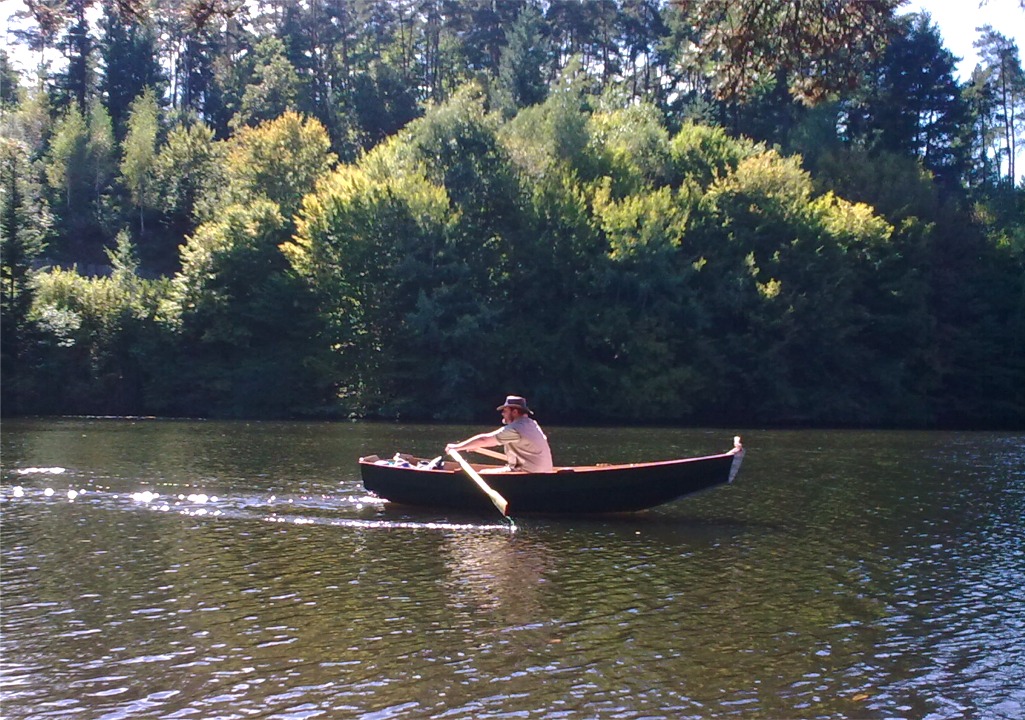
(1, 475), (511, 533)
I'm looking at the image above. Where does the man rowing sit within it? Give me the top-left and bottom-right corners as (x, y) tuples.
(445, 395), (554, 473)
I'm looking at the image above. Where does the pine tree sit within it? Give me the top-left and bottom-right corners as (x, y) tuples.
(1, 139), (48, 413)
(98, 0), (165, 138)
(495, 4), (550, 116)
(974, 26), (1025, 184)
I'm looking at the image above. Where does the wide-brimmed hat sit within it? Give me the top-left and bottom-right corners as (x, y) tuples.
(497, 395), (533, 414)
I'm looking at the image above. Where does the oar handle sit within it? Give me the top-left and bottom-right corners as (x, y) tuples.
(468, 446), (507, 462)
(448, 449), (510, 517)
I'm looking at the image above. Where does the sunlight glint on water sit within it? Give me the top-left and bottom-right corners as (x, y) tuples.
(1, 419), (1022, 719)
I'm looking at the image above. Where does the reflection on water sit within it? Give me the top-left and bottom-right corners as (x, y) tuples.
(1, 419), (1023, 719)
(440, 533), (550, 622)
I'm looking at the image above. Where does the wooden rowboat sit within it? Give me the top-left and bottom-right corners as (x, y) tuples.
(359, 437), (744, 515)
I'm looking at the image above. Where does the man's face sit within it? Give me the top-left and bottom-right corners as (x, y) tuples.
(500, 407), (516, 424)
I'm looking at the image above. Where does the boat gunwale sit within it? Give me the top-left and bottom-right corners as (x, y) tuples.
(358, 451), (736, 476)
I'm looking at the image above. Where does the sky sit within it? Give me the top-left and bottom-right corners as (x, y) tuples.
(902, 0), (1025, 79)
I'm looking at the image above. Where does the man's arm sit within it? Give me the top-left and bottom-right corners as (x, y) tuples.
(446, 429), (502, 453)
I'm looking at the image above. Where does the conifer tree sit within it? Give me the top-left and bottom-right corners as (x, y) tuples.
(1, 139), (49, 413)
(975, 27), (1025, 184)
(98, 0), (165, 137)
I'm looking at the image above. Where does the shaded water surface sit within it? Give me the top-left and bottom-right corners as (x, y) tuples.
(1, 419), (1023, 719)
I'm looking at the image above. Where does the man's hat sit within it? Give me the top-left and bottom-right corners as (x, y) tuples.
(497, 395), (533, 414)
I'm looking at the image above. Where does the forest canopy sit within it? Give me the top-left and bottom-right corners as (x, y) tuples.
(2, 0), (1024, 427)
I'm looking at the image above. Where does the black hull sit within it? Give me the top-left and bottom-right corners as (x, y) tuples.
(359, 450), (744, 515)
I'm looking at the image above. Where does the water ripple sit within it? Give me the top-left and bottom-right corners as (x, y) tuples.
(2, 423), (1023, 719)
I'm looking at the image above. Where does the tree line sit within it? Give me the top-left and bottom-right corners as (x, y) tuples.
(1, 0), (1023, 427)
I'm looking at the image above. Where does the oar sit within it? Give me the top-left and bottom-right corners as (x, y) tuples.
(468, 446), (507, 462)
(447, 449), (509, 517)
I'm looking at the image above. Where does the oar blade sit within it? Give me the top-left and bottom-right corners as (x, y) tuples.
(448, 449), (509, 517)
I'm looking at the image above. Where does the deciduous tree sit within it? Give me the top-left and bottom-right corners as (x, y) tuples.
(119, 87), (160, 234)
(166, 198), (328, 415)
(153, 116), (220, 243)
(220, 110), (337, 220)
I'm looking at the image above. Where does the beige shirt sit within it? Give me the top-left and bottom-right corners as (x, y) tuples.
(488, 416), (553, 472)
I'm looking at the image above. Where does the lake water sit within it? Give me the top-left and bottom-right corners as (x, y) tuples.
(1, 418), (1023, 719)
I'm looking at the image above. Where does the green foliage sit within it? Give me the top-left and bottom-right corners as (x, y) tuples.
(26, 264), (171, 415)
(44, 103), (121, 263)
(195, 86), (1024, 425)
(494, 4), (550, 116)
(500, 171), (606, 415)
(45, 105), (89, 210)
(499, 71), (591, 179)
(345, 60), (422, 154)
(287, 165), (452, 416)
(232, 37), (302, 131)
(668, 122), (760, 189)
(850, 13), (969, 189)
(1, 137), (49, 414)
(594, 181), (692, 260)
(973, 26), (1025, 184)
(97, 0), (165, 136)
(220, 111), (337, 220)
(810, 145), (940, 225)
(587, 103), (672, 194)
(166, 200), (327, 417)
(3, 84), (38, 141)
(0, 138), (51, 263)
(0, 49), (23, 108)
(374, 85), (516, 219)
(153, 116), (221, 241)
(119, 88), (160, 233)
(688, 149), (919, 423)
(86, 100), (117, 199)
(106, 228), (140, 278)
